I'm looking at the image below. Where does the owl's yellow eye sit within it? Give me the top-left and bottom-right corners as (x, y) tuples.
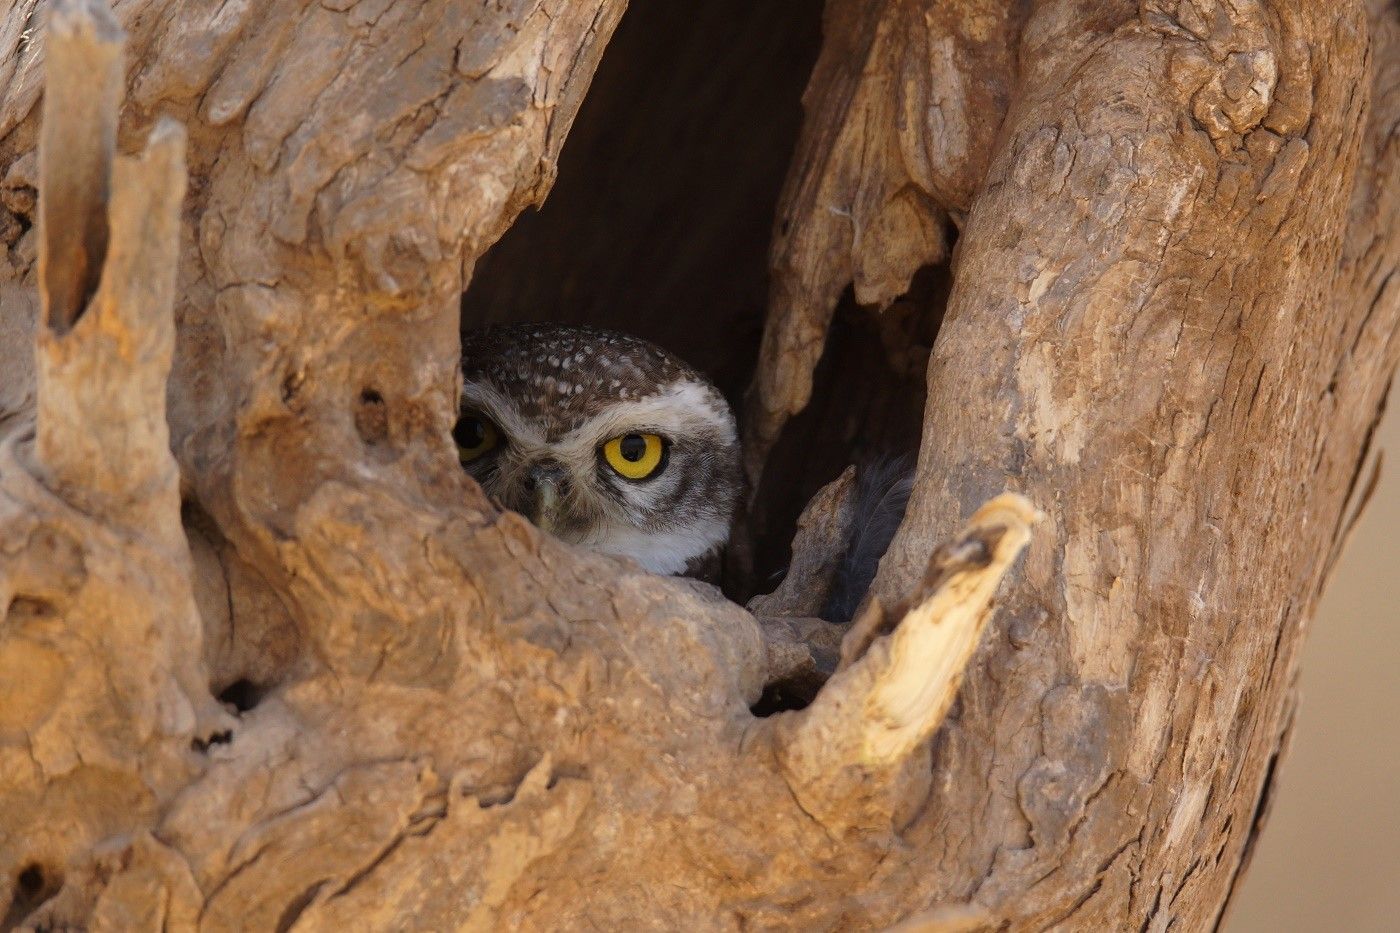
(601, 433), (667, 480)
(454, 413), (500, 463)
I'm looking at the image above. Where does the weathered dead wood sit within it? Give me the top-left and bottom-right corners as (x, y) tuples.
(0, 0), (1048, 928)
(749, 465), (857, 619)
(744, 0), (1025, 481)
(0, 0), (1394, 929)
(860, 1), (1399, 928)
(747, 469), (856, 703)
(35, 0), (119, 335)
(775, 494), (1039, 835)
(1, 2), (229, 923)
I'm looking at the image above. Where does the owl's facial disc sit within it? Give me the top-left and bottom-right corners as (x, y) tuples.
(456, 376), (740, 575)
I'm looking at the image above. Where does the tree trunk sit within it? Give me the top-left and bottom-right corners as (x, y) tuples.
(0, 0), (1395, 930)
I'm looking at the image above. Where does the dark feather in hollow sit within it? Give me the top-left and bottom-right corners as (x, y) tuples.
(823, 455), (915, 623)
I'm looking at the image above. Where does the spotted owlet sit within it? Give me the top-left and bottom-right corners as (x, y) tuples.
(457, 323), (741, 577)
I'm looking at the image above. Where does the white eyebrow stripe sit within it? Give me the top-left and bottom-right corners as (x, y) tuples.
(550, 381), (736, 462)
(462, 379), (735, 469)
(460, 381), (548, 451)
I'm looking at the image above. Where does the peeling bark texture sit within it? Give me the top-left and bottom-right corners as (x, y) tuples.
(867, 0), (1400, 928)
(0, 0), (1395, 929)
(744, 0), (1026, 482)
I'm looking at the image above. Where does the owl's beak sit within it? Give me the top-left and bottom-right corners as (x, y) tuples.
(526, 465), (565, 534)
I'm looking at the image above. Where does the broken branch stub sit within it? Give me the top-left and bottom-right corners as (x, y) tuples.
(772, 493), (1040, 832)
(34, 118), (188, 524)
(1, 3), (226, 919)
(36, 0), (122, 336)
(32, 0), (187, 530)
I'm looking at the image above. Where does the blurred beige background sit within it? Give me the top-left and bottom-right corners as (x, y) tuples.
(1232, 393), (1400, 930)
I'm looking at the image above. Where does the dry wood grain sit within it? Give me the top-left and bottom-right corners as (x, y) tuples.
(866, 1), (1400, 927)
(0, 0), (1394, 929)
(744, 0), (1026, 482)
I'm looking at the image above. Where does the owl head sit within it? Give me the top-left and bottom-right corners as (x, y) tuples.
(457, 323), (741, 576)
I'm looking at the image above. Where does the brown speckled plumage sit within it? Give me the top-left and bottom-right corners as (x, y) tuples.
(458, 323), (741, 578)
(461, 324), (701, 440)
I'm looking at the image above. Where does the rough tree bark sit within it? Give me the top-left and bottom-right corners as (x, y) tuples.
(0, 0), (1396, 932)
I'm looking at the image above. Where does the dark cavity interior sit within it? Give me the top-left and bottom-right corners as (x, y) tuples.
(461, 0), (942, 595)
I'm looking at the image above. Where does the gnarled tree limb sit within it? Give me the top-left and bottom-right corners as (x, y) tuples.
(0, 0), (1394, 928)
(744, 0), (1025, 482)
(1, 3), (228, 923)
(34, 0), (119, 335)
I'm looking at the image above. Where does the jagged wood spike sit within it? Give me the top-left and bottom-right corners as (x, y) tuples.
(861, 495), (1039, 763)
(33, 0), (188, 525)
(774, 493), (1039, 829)
(36, 0), (124, 335)
(35, 118), (188, 521)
